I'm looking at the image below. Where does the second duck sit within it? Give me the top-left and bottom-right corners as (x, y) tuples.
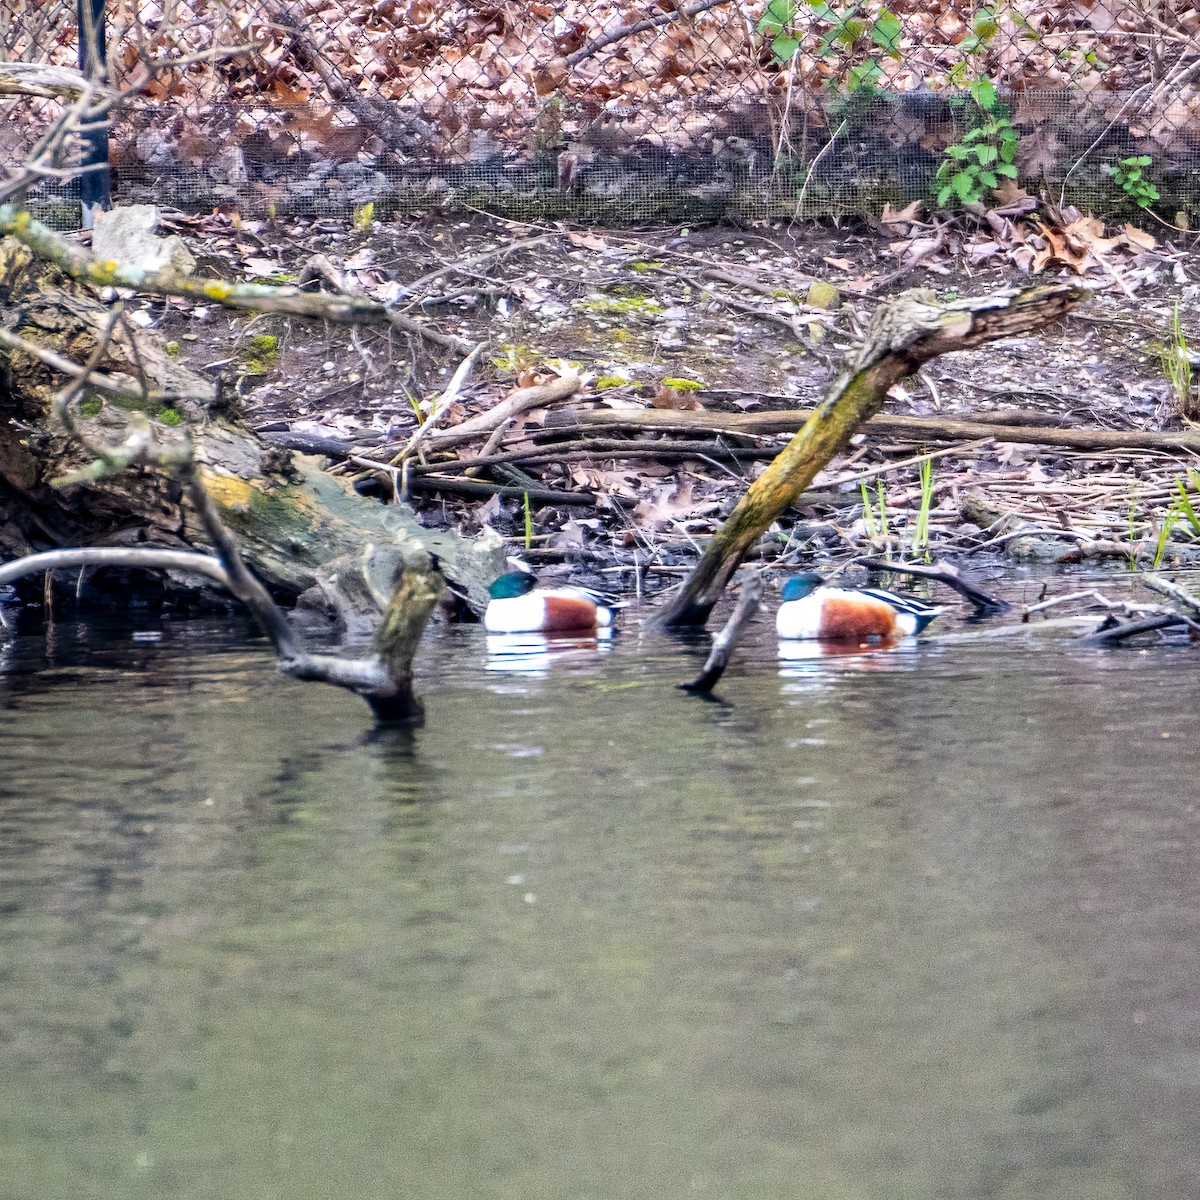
(776, 572), (942, 642)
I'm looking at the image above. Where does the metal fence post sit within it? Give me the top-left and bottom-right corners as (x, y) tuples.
(77, 0), (111, 225)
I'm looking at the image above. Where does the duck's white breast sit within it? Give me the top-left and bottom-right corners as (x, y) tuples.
(484, 594), (548, 633)
(775, 594), (824, 639)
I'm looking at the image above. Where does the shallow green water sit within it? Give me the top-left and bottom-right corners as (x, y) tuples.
(1, 603), (1199, 1199)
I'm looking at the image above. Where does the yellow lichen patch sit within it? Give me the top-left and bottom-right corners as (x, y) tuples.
(85, 261), (122, 286)
(583, 293), (662, 314)
(200, 468), (258, 513)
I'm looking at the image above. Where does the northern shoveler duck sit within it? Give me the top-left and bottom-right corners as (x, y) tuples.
(484, 571), (623, 634)
(776, 572), (942, 642)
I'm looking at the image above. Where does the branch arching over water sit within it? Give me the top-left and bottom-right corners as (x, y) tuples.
(653, 283), (1089, 629)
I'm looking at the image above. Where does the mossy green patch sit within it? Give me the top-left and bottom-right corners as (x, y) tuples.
(583, 289), (662, 315)
(806, 281), (842, 310)
(156, 407), (183, 426)
(594, 376), (631, 391)
(165, 341), (180, 357)
(491, 344), (539, 373)
(240, 334), (280, 375)
(79, 398), (103, 418)
(661, 377), (703, 392)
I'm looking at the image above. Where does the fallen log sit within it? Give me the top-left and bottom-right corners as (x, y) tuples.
(653, 284), (1088, 628)
(0, 463), (445, 723)
(0, 235), (504, 615)
(545, 403), (1200, 455)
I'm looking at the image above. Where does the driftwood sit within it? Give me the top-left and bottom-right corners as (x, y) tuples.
(654, 284), (1088, 628)
(1141, 573), (1200, 617)
(0, 457), (443, 723)
(544, 402), (1200, 455)
(0, 234), (504, 615)
(1080, 613), (1193, 645)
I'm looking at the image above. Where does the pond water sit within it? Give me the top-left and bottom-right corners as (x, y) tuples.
(1, 591), (1199, 1200)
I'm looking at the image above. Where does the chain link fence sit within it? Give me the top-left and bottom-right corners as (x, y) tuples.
(3, 0), (1199, 223)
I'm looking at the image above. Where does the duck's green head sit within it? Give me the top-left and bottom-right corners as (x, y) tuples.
(488, 571), (536, 600)
(781, 572), (824, 602)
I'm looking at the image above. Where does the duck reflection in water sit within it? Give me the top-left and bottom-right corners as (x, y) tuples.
(486, 628), (616, 675)
(777, 635), (925, 680)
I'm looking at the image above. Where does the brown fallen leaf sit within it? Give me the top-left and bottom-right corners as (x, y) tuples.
(567, 231), (610, 252)
(633, 479), (703, 529)
(1123, 223), (1157, 251)
(880, 200), (925, 229)
(652, 383), (705, 411)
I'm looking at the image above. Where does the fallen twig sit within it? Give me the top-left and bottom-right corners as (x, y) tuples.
(402, 471), (594, 505)
(544, 405), (1200, 454)
(423, 373), (581, 449)
(963, 527), (1093, 555)
(852, 556), (1010, 612)
(565, 0), (730, 66)
(392, 342), (487, 464)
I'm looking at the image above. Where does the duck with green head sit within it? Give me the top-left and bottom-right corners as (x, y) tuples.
(484, 570), (624, 634)
(776, 572), (942, 642)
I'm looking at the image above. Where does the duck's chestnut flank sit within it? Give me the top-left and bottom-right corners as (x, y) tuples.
(813, 594), (906, 641)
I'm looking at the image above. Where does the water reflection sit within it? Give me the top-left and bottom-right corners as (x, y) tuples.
(1, 609), (1199, 1199)
(485, 627), (615, 675)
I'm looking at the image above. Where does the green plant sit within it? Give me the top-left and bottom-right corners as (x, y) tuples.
(757, 0), (901, 69)
(860, 478), (890, 544)
(523, 491), (533, 550)
(911, 458), (934, 558)
(1161, 305), (1199, 419)
(1149, 473), (1200, 566)
(934, 75), (1018, 208)
(1111, 155), (1159, 209)
(1152, 505), (1182, 568)
(1174, 472), (1200, 532)
(758, 0), (799, 63)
